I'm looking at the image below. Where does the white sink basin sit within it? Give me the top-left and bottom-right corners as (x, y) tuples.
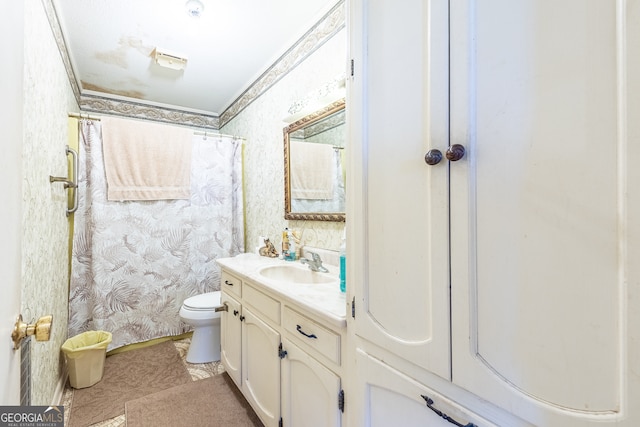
(259, 264), (337, 285)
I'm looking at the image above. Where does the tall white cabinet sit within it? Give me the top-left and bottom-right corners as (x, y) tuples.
(347, 1), (640, 426)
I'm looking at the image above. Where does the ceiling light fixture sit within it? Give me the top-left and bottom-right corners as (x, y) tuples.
(153, 49), (188, 71)
(185, 0), (204, 18)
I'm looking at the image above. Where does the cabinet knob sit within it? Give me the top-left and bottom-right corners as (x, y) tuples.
(424, 149), (443, 165)
(445, 144), (465, 161)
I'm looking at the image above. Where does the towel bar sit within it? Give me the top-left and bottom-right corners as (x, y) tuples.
(49, 145), (78, 216)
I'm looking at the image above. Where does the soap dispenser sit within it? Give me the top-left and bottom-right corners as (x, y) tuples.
(339, 227), (346, 293)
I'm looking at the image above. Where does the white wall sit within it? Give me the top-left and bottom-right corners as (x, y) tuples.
(222, 28), (347, 256)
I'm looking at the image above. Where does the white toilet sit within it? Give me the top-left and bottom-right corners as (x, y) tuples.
(179, 291), (222, 364)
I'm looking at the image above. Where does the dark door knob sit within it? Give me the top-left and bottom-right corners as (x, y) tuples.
(424, 149), (443, 165)
(445, 144), (465, 161)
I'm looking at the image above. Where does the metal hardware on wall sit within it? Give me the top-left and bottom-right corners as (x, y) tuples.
(49, 145), (78, 216)
(11, 314), (53, 350)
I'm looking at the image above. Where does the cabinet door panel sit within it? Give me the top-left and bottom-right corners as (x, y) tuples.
(356, 350), (499, 427)
(242, 307), (280, 427)
(450, 0), (638, 424)
(281, 339), (341, 427)
(351, 0), (451, 380)
(220, 292), (242, 387)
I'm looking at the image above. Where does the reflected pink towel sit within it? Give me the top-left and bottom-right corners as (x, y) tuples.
(101, 117), (192, 201)
(290, 141), (333, 199)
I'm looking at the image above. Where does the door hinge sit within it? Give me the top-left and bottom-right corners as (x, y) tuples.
(279, 417), (283, 427)
(350, 59), (354, 77)
(351, 296), (355, 318)
(278, 343), (288, 359)
(338, 389), (345, 412)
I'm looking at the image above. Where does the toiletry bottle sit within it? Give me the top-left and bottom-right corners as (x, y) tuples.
(287, 229), (297, 261)
(339, 229), (346, 293)
(282, 228), (290, 259)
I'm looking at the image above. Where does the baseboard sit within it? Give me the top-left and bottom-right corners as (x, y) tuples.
(52, 363), (68, 406)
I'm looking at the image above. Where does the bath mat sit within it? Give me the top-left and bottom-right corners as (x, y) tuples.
(126, 373), (263, 427)
(68, 340), (191, 427)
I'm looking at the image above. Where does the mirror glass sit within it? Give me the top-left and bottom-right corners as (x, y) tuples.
(284, 98), (346, 222)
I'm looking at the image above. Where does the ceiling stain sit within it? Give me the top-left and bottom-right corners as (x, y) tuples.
(94, 36), (154, 69)
(123, 36), (155, 57)
(81, 81), (146, 100)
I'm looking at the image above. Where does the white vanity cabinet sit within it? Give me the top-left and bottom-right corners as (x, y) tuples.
(218, 258), (347, 427)
(220, 271), (281, 427)
(241, 305), (281, 427)
(348, 0), (640, 426)
(220, 290), (242, 387)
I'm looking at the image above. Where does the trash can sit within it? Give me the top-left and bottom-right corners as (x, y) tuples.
(62, 331), (112, 389)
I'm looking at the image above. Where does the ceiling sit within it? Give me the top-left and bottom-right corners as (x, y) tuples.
(51, 0), (339, 120)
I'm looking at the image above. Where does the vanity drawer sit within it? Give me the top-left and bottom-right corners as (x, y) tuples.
(221, 270), (242, 298)
(283, 306), (340, 365)
(242, 282), (280, 326)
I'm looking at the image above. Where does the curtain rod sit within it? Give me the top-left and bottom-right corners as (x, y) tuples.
(68, 112), (101, 121)
(193, 131), (246, 141)
(68, 112), (245, 140)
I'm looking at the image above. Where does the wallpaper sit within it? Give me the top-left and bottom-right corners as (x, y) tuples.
(221, 28), (347, 259)
(22, 0), (79, 405)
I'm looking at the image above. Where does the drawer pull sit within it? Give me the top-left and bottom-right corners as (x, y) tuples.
(224, 280), (234, 286)
(296, 324), (318, 339)
(421, 395), (477, 427)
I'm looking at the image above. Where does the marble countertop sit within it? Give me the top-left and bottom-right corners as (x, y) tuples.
(216, 253), (347, 329)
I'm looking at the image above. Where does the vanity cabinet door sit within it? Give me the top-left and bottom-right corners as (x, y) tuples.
(281, 338), (342, 427)
(242, 307), (281, 427)
(220, 292), (242, 387)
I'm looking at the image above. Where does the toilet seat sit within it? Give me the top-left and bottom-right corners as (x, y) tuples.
(182, 292), (221, 311)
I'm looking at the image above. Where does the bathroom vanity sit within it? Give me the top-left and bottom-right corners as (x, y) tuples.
(217, 253), (347, 427)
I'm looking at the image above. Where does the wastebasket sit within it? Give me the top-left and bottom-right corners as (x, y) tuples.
(62, 331), (112, 389)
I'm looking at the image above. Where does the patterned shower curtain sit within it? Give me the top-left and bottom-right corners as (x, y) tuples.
(69, 120), (244, 350)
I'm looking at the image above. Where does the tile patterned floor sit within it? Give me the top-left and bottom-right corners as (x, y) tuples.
(62, 338), (225, 427)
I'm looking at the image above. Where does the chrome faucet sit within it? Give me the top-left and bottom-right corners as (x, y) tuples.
(300, 251), (329, 273)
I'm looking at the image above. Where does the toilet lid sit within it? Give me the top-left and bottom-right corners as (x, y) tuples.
(183, 292), (221, 310)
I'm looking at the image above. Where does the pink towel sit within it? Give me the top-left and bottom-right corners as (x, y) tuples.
(290, 141), (333, 199)
(101, 117), (192, 201)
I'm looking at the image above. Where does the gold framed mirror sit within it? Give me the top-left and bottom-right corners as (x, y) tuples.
(284, 98), (346, 222)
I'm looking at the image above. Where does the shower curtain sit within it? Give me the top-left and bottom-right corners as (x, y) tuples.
(69, 120), (244, 350)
